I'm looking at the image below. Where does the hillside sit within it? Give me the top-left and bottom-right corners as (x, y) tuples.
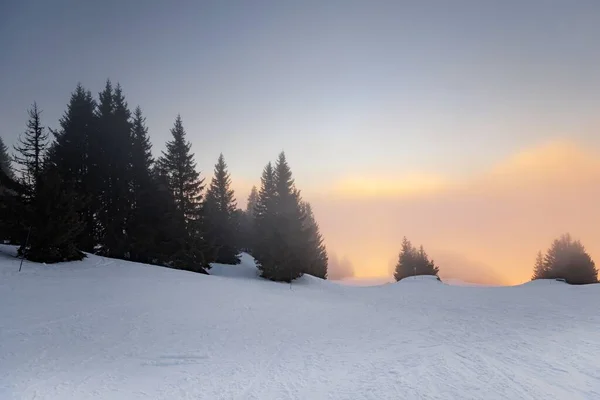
(1, 245), (599, 399)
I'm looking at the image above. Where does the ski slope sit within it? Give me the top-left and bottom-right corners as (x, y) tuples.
(1, 245), (600, 400)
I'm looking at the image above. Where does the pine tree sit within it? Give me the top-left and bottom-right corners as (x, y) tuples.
(157, 115), (204, 226)
(538, 233), (598, 284)
(95, 81), (133, 258)
(203, 154), (240, 264)
(247, 186), (258, 218)
(237, 185), (259, 253)
(253, 162), (277, 275)
(126, 106), (157, 262)
(0, 137), (13, 179)
(531, 250), (548, 280)
(48, 83), (99, 252)
(300, 201), (328, 279)
(255, 152), (306, 282)
(157, 115), (207, 272)
(20, 167), (85, 263)
(394, 237), (415, 281)
(13, 102), (48, 193)
(414, 245), (439, 276)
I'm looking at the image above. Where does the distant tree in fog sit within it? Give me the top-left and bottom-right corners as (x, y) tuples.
(532, 234), (597, 285)
(203, 153), (241, 265)
(0, 137), (14, 179)
(394, 237), (439, 281)
(531, 251), (548, 281)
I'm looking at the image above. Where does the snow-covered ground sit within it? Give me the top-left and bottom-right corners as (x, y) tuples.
(1, 245), (600, 400)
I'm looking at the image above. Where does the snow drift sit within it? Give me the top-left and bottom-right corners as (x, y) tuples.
(1, 245), (599, 399)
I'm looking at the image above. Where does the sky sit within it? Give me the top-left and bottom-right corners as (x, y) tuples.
(1, 1), (599, 284)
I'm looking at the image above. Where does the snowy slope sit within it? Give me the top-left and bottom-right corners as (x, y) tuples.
(1, 245), (600, 400)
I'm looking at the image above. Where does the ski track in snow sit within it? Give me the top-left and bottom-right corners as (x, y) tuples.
(1, 245), (600, 399)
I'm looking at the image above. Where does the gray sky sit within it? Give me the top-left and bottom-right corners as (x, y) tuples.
(2, 0), (599, 281)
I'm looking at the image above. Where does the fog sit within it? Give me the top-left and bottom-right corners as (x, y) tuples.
(309, 141), (600, 284)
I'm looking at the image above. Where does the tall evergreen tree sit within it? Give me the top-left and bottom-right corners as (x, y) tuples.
(237, 185), (259, 253)
(49, 83), (99, 252)
(95, 81), (133, 258)
(394, 237), (415, 281)
(0, 137), (13, 179)
(157, 115), (204, 225)
(247, 186), (258, 217)
(157, 115), (208, 271)
(13, 102), (48, 192)
(12, 103), (49, 253)
(253, 162), (277, 274)
(126, 106), (158, 262)
(255, 152), (306, 282)
(203, 154), (240, 264)
(20, 166), (85, 263)
(300, 201), (328, 279)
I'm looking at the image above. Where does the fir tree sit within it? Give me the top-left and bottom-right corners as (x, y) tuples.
(237, 185), (259, 253)
(536, 233), (598, 284)
(253, 162), (277, 275)
(300, 201), (328, 279)
(157, 115), (208, 271)
(157, 115), (204, 225)
(19, 167), (85, 263)
(394, 237), (415, 281)
(96, 81), (133, 258)
(255, 152), (306, 282)
(126, 106), (157, 262)
(247, 186), (259, 218)
(203, 154), (240, 264)
(414, 245), (439, 276)
(531, 250), (548, 280)
(393, 238), (439, 281)
(48, 83), (99, 252)
(0, 137), (13, 179)
(13, 102), (48, 193)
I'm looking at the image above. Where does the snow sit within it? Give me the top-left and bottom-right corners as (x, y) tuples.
(1, 245), (600, 399)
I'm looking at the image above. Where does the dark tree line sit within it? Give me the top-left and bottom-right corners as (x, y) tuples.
(532, 233), (597, 285)
(1, 80), (328, 281)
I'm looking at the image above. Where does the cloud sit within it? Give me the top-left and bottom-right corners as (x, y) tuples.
(332, 173), (448, 198)
(310, 140), (600, 285)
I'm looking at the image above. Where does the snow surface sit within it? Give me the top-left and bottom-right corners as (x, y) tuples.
(1, 244), (600, 399)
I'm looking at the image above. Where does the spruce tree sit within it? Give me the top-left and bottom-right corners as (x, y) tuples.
(394, 237), (415, 281)
(247, 186), (258, 218)
(256, 152), (306, 282)
(253, 162), (277, 275)
(49, 83), (99, 252)
(157, 115), (207, 271)
(157, 115), (204, 225)
(20, 166), (85, 263)
(414, 245), (439, 276)
(203, 154), (240, 264)
(300, 201), (328, 279)
(531, 250), (548, 280)
(538, 234), (598, 284)
(13, 102), (48, 193)
(95, 81), (133, 258)
(0, 137), (13, 179)
(237, 185), (259, 253)
(127, 106), (157, 262)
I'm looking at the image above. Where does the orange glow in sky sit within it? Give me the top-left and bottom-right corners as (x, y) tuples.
(254, 140), (600, 286)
